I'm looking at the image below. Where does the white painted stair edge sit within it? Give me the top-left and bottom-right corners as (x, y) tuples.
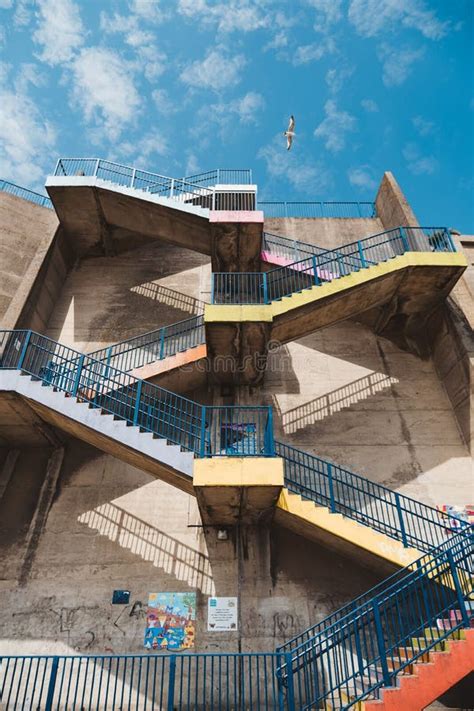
(0, 370), (194, 477)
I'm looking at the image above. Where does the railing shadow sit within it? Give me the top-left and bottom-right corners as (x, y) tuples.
(78, 502), (215, 595)
(130, 282), (207, 316)
(275, 371), (398, 434)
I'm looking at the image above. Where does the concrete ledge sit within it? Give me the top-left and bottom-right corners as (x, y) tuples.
(131, 344), (207, 381)
(194, 457), (284, 525)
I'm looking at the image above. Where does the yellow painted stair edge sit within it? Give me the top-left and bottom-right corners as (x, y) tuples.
(204, 251), (467, 323)
(276, 488), (424, 569)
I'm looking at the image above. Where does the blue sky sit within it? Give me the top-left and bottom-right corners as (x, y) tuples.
(1, 0), (473, 231)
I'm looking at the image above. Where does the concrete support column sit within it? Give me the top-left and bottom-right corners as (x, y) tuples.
(209, 211), (265, 273)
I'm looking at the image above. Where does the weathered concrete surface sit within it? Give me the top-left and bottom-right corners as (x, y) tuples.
(375, 171), (420, 230)
(262, 217), (384, 250)
(0, 438), (384, 654)
(0, 192), (59, 327)
(46, 181), (263, 271)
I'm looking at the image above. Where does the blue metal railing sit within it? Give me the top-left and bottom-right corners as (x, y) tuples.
(52, 159), (257, 211)
(258, 201), (376, 218)
(0, 179), (53, 209)
(277, 441), (468, 555)
(0, 330), (274, 457)
(213, 226), (456, 304)
(88, 315), (205, 373)
(182, 168), (253, 186)
(262, 232), (328, 263)
(280, 533), (473, 709)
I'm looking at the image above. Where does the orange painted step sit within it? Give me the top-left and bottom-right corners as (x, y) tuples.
(362, 629), (474, 711)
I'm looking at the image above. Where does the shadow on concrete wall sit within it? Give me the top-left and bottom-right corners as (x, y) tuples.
(274, 371), (398, 434)
(78, 502), (215, 596)
(130, 282), (207, 315)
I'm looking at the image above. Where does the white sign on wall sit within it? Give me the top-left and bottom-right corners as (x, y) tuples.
(207, 597), (238, 631)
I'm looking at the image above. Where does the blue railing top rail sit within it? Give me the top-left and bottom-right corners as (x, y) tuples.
(277, 440), (468, 557)
(0, 329), (274, 458)
(0, 179), (53, 209)
(182, 168), (253, 185)
(258, 200), (377, 218)
(212, 226), (456, 305)
(53, 158), (252, 188)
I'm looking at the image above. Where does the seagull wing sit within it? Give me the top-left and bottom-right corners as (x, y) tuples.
(288, 115), (295, 132)
(286, 134), (293, 150)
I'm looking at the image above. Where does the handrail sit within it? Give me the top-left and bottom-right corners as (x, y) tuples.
(257, 200), (376, 218)
(281, 533), (473, 709)
(182, 168), (253, 186)
(0, 330), (274, 457)
(262, 231), (328, 262)
(0, 179), (53, 208)
(277, 440), (467, 555)
(213, 226), (456, 304)
(88, 315), (205, 373)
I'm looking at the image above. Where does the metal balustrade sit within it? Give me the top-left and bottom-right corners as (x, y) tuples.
(182, 168), (253, 186)
(0, 179), (53, 208)
(213, 226), (456, 304)
(262, 232), (328, 262)
(53, 159), (257, 211)
(0, 330), (273, 457)
(257, 201), (376, 218)
(280, 533), (473, 710)
(277, 441), (468, 554)
(88, 316), (205, 373)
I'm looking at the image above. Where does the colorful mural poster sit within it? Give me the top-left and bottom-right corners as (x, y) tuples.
(437, 504), (474, 532)
(144, 592), (196, 651)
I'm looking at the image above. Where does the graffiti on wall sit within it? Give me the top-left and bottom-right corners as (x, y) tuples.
(438, 504), (474, 532)
(144, 592), (196, 651)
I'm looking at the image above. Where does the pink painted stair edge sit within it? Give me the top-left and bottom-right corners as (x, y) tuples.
(261, 250), (335, 281)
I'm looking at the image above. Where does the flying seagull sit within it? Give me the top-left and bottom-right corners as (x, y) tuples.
(283, 115), (295, 150)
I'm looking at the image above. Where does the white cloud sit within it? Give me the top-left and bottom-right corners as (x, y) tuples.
(0, 25), (5, 47)
(264, 31), (288, 51)
(378, 44), (425, 86)
(293, 38), (335, 65)
(348, 0), (450, 40)
(184, 153), (200, 176)
(403, 142), (438, 175)
(314, 100), (356, 152)
(70, 47), (141, 141)
(0, 0), (13, 8)
(326, 66), (354, 93)
(0, 80), (56, 185)
(128, 0), (167, 23)
(120, 130), (169, 167)
(348, 166), (377, 191)
(361, 98), (379, 112)
(308, 0), (342, 32)
(14, 63), (46, 93)
(412, 115), (435, 136)
(13, 0), (31, 27)
(152, 89), (177, 114)
(258, 137), (332, 194)
(33, 0), (84, 66)
(177, 0), (269, 33)
(180, 48), (246, 91)
(229, 91), (265, 123)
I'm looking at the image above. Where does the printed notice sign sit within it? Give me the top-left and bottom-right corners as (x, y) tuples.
(207, 597), (238, 631)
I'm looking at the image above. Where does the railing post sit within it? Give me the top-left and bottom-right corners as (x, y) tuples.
(357, 240), (367, 268)
(131, 168), (136, 188)
(445, 229), (456, 253)
(284, 201), (288, 218)
(167, 655), (176, 711)
(45, 656), (59, 711)
(17, 330), (32, 370)
(169, 178), (175, 198)
(217, 168), (220, 184)
(399, 226), (410, 252)
(159, 328), (166, 360)
(211, 188), (216, 211)
(265, 408), (275, 456)
(94, 159), (99, 177)
(395, 493), (408, 547)
(327, 463), (336, 513)
(200, 406), (207, 457)
(312, 255), (320, 286)
(446, 550), (471, 628)
(133, 379), (143, 427)
(373, 600), (391, 687)
(262, 272), (269, 304)
(285, 652), (296, 711)
(105, 346), (112, 378)
(71, 354), (84, 397)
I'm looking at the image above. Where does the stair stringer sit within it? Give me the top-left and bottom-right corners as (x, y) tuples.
(275, 489), (424, 572)
(361, 629), (474, 711)
(0, 370), (195, 495)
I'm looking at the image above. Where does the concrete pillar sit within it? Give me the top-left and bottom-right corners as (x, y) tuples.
(210, 211), (264, 273)
(375, 172), (420, 229)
